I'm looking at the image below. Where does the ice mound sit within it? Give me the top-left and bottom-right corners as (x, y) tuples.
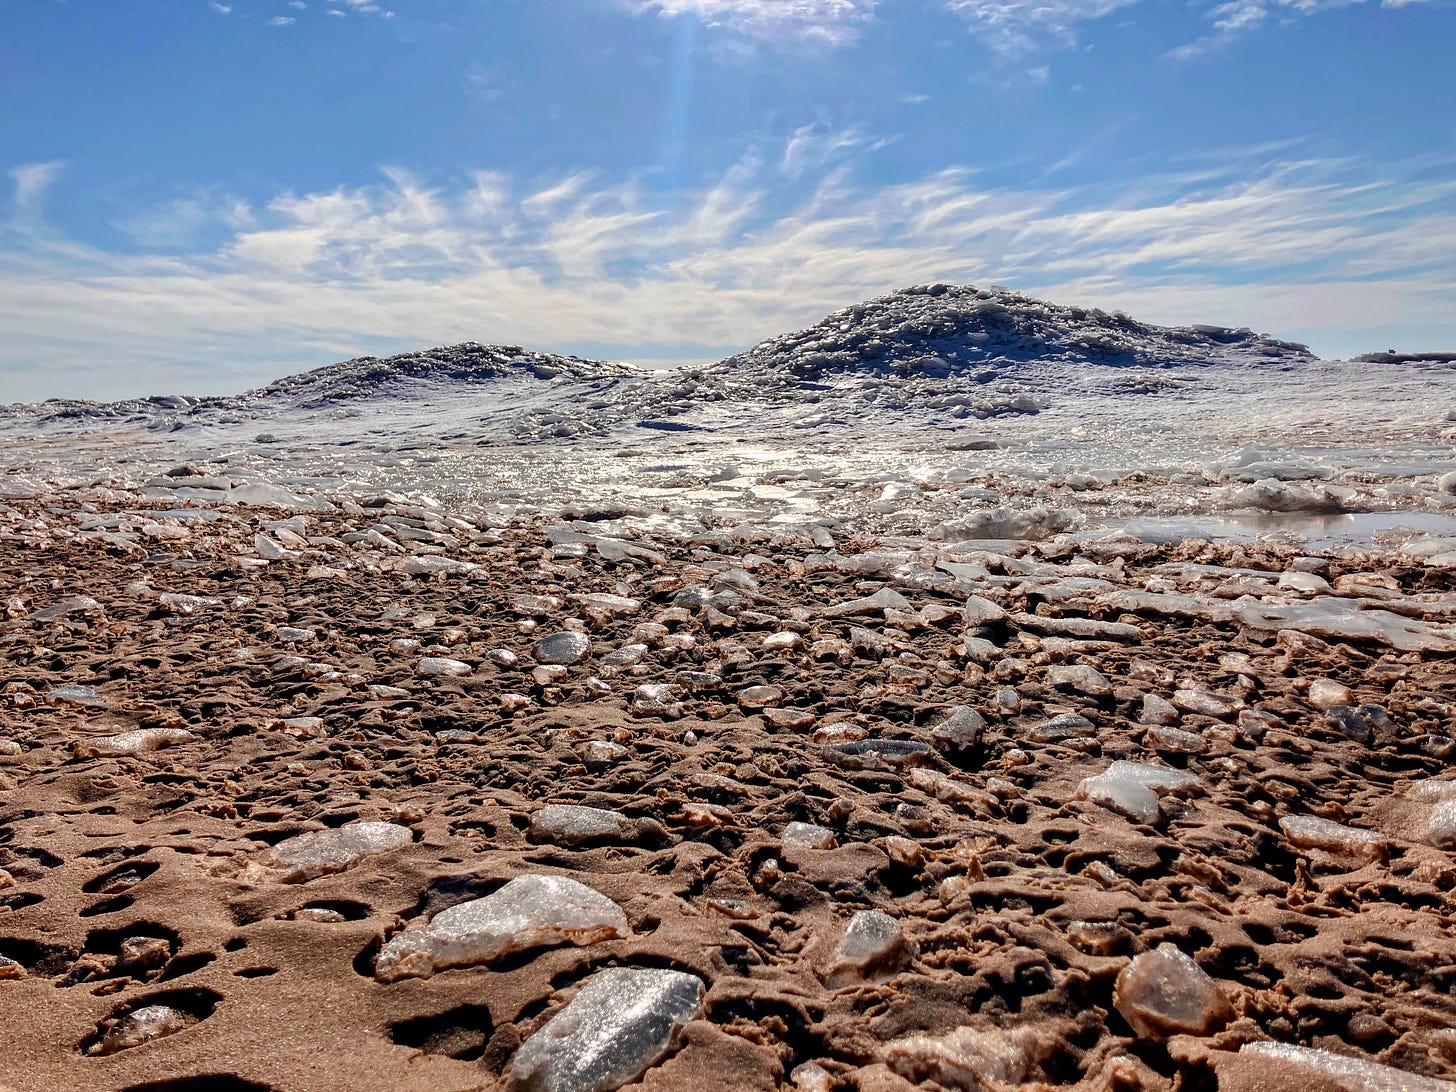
(374, 875), (628, 982)
(507, 967), (704, 1092)
(711, 283), (1312, 385)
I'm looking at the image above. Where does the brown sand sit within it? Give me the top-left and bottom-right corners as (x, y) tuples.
(2, 495), (1456, 1091)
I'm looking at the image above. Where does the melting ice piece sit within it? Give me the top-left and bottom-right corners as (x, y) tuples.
(48, 683), (106, 708)
(630, 684), (683, 718)
(1114, 944), (1233, 1039)
(1048, 665), (1114, 696)
(28, 595), (104, 622)
(374, 875), (628, 982)
(417, 656), (473, 677)
(158, 592), (219, 614)
(536, 631), (591, 665)
(823, 588), (912, 617)
(883, 1024), (1052, 1089)
(72, 728), (197, 758)
(1028, 713), (1095, 743)
(92, 1005), (189, 1056)
(507, 967), (704, 1092)
(823, 910), (913, 987)
(529, 804), (630, 846)
(1234, 598), (1456, 653)
(782, 822), (838, 851)
(1078, 761), (1198, 825)
(262, 821), (413, 883)
(1238, 1042), (1456, 1091)
(823, 739), (932, 771)
(1279, 815), (1386, 862)
(931, 706), (985, 752)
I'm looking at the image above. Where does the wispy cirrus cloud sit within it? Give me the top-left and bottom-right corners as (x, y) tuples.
(2, 140), (1453, 400)
(612, 0), (878, 45)
(1172, 0), (1442, 57)
(942, 0), (1140, 53)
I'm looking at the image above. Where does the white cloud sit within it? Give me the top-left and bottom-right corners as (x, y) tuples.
(943, 0), (1140, 53)
(1173, 0), (1442, 56)
(613, 0), (879, 45)
(1, 143), (1453, 400)
(269, 15), (296, 25)
(8, 162), (65, 215)
(208, 1), (232, 13)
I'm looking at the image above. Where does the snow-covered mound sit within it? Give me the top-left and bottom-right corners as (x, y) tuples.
(710, 283), (1314, 386)
(224, 342), (642, 410)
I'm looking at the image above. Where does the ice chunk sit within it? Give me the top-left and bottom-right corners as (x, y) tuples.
(823, 910), (913, 987)
(529, 805), (629, 846)
(823, 738), (932, 770)
(506, 967), (704, 1092)
(1234, 598), (1456, 653)
(631, 683), (683, 718)
(1172, 689), (1240, 719)
(1279, 814), (1386, 862)
(962, 595), (1007, 627)
(1114, 944), (1233, 1038)
(783, 822), (838, 851)
(1308, 677), (1354, 710)
(254, 533), (299, 561)
(1078, 761), (1198, 825)
(262, 821), (412, 883)
(1428, 799), (1456, 849)
(375, 875), (628, 982)
(536, 631), (591, 665)
(1139, 694), (1180, 726)
(48, 683), (106, 708)
(1048, 664), (1113, 696)
(1028, 712), (1095, 743)
(158, 591), (219, 614)
(824, 588), (912, 617)
(417, 656), (472, 677)
(400, 555), (475, 576)
(930, 706), (985, 751)
(91, 1004), (189, 1056)
(27, 594), (103, 622)
(73, 728), (197, 758)
(884, 1024), (1051, 1089)
(229, 482), (331, 510)
(1238, 1042), (1456, 1091)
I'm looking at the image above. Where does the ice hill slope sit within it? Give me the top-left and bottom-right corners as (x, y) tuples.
(0, 343), (649, 441)
(629, 283), (1317, 431)
(0, 283), (1347, 443)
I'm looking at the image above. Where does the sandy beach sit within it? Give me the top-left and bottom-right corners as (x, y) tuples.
(3, 486), (1455, 1090)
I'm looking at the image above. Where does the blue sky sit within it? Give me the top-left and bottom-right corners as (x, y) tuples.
(4, 0), (1454, 401)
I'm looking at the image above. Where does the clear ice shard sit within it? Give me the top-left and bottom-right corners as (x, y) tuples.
(823, 910), (913, 987)
(374, 874), (628, 982)
(1114, 944), (1233, 1038)
(1238, 1042), (1456, 1091)
(92, 1004), (189, 1055)
(536, 631), (591, 665)
(262, 821), (413, 883)
(506, 967), (704, 1092)
(1078, 761), (1198, 825)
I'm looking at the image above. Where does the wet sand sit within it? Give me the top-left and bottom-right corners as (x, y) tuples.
(2, 492), (1456, 1091)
